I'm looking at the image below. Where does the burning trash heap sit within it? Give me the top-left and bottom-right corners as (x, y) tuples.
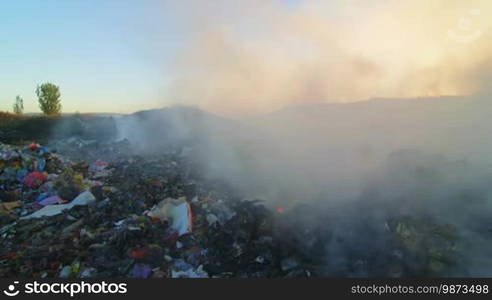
(0, 140), (463, 278)
(0, 140), (298, 278)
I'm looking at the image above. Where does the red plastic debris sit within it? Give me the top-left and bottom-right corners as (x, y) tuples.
(28, 143), (39, 151)
(276, 206), (285, 214)
(23, 172), (47, 188)
(131, 248), (146, 260)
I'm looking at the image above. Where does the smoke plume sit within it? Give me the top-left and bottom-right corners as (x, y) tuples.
(155, 0), (492, 116)
(106, 0), (492, 276)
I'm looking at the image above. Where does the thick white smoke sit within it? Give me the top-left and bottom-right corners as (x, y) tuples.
(109, 0), (492, 276)
(156, 0), (492, 116)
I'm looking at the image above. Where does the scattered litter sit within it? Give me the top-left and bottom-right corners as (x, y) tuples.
(147, 197), (192, 236)
(21, 191), (96, 219)
(171, 264), (208, 278)
(0, 140), (463, 278)
(131, 264), (152, 278)
(2, 202), (21, 212)
(38, 196), (63, 206)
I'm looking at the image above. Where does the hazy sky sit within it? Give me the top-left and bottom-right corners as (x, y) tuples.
(1, 0), (490, 114)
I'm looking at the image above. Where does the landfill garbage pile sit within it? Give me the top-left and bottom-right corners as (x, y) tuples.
(0, 140), (467, 278)
(47, 137), (134, 163)
(0, 140), (311, 278)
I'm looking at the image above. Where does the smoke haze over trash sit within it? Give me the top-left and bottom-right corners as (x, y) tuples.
(112, 93), (492, 276)
(2, 0), (492, 278)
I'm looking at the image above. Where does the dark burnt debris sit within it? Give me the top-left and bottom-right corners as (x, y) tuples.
(0, 139), (461, 278)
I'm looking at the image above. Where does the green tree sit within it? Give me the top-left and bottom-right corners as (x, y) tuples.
(36, 82), (62, 115)
(13, 95), (24, 115)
